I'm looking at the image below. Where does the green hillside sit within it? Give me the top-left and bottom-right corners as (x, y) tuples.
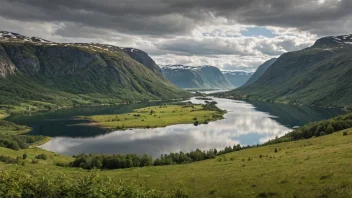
(219, 35), (352, 109)
(0, 32), (190, 114)
(243, 58), (277, 86)
(0, 126), (352, 197)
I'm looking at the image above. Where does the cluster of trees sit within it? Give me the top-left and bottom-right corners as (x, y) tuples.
(0, 135), (45, 150)
(67, 143), (248, 170)
(202, 101), (219, 111)
(264, 113), (352, 145)
(288, 113), (352, 141)
(0, 155), (22, 165)
(154, 149), (216, 166)
(68, 154), (153, 169)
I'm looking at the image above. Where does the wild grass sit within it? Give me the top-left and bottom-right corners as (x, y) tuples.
(82, 104), (225, 130)
(1, 129), (352, 197)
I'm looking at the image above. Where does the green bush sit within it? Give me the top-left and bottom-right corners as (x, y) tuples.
(35, 154), (48, 160)
(0, 155), (21, 164)
(0, 135), (46, 150)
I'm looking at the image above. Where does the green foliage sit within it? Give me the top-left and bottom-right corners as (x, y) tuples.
(69, 154), (153, 170)
(35, 153), (48, 160)
(286, 113), (352, 141)
(0, 135), (46, 150)
(87, 104), (225, 130)
(0, 42), (191, 112)
(154, 149), (216, 166)
(0, 169), (188, 198)
(0, 155), (22, 165)
(264, 113), (352, 145)
(220, 43), (352, 108)
(67, 144), (246, 170)
(343, 131), (348, 136)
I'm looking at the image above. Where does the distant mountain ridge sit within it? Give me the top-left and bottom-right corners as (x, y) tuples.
(243, 58), (277, 86)
(161, 65), (232, 89)
(0, 31), (190, 107)
(218, 34), (352, 108)
(222, 70), (254, 88)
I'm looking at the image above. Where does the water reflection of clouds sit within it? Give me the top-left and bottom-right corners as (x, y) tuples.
(42, 97), (291, 158)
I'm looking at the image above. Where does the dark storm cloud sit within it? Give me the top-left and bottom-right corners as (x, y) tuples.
(0, 0), (351, 37)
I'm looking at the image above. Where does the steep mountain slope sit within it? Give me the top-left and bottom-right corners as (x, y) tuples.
(161, 65), (232, 89)
(122, 48), (165, 79)
(0, 31), (190, 108)
(219, 34), (352, 108)
(222, 71), (254, 88)
(243, 58), (277, 86)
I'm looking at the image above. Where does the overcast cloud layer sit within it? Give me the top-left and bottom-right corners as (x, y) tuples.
(0, 0), (351, 71)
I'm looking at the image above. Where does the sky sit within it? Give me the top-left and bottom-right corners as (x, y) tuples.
(0, 0), (351, 71)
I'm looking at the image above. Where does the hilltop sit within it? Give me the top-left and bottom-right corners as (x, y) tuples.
(218, 34), (352, 108)
(0, 31), (190, 114)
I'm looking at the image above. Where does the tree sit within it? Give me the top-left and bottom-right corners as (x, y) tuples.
(22, 153), (27, 160)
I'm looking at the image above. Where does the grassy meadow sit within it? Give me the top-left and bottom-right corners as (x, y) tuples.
(82, 104), (225, 130)
(0, 129), (352, 197)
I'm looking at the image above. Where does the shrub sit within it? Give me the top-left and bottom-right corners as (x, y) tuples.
(193, 121), (199, 126)
(22, 153), (27, 159)
(35, 154), (48, 160)
(0, 155), (21, 164)
(31, 159), (39, 164)
(274, 148), (278, 153)
(343, 131), (348, 136)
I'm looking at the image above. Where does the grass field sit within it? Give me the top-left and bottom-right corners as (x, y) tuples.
(1, 129), (352, 197)
(81, 104), (225, 130)
(0, 110), (7, 119)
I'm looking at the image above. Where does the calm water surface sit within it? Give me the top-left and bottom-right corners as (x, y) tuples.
(7, 97), (344, 158)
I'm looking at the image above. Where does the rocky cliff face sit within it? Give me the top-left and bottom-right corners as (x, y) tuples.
(0, 45), (16, 77)
(0, 31), (190, 106)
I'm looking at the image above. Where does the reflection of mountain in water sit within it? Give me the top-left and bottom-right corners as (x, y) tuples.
(7, 97), (345, 158)
(247, 100), (344, 128)
(6, 101), (165, 137)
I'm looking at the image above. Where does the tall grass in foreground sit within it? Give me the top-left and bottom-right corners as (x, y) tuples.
(0, 169), (188, 198)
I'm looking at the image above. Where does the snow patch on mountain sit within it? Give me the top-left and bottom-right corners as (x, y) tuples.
(221, 70), (254, 76)
(330, 34), (352, 45)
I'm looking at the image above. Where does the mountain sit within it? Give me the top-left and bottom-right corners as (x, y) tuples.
(243, 58), (277, 86)
(121, 47), (165, 78)
(0, 31), (190, 108)
(222, 71), (254, 88)
(161, 65), (232, 89)
(218, 34), (352, 108)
